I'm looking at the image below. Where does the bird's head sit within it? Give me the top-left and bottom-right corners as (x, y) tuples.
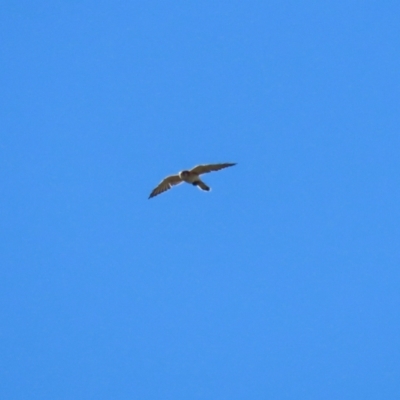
(179, 170), (190, 178)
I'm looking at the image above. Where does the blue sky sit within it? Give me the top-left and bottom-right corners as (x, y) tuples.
(1, 1), (399, 399)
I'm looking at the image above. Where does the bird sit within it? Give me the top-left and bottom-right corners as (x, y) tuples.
(148, 162), (236, 199)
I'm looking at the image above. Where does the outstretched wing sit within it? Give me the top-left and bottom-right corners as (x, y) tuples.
(148, 174), (182, 199)
(190, 163), (236, 175)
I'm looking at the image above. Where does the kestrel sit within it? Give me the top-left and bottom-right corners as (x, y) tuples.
(148, 162), (236, 199)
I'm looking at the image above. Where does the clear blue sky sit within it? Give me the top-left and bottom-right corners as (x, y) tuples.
(1, 1), (399, 399)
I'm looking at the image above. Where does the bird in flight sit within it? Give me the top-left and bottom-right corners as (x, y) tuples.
(148, 162), (236, 199)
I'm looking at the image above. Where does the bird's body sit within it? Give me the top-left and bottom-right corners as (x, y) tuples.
(148, 163), (236, 199)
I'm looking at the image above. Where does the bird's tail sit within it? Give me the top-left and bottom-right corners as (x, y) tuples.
(193, 181), (210, 191)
